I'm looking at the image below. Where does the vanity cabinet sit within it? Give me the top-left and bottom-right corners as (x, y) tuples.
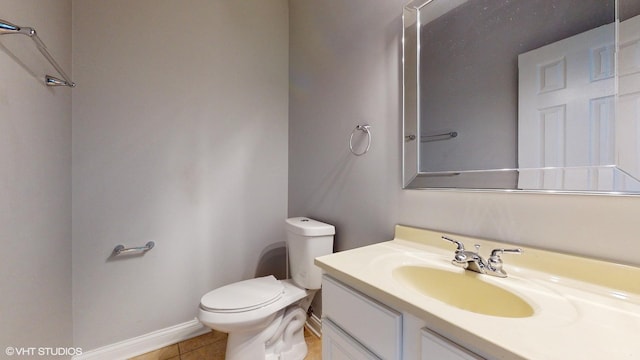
(322, 275), (402, 359)
(322, 318), (381, 359)
(420, 328), (483, 360)
(322, 275), (483, 360)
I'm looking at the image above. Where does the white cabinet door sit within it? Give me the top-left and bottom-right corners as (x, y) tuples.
(322, 276), (402, 359)
(323, 319), (381, 360)
(421, 328), (483, 360)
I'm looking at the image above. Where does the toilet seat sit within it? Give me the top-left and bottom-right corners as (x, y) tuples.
(198, 279), (308, 334)
(200, 275), (284, 313)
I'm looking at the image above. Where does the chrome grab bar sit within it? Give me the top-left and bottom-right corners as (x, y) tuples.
(0, 18), (75, 87)
(112, 241), (155, 256)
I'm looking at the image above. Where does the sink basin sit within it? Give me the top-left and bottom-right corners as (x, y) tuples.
(393, 265), (534, 318)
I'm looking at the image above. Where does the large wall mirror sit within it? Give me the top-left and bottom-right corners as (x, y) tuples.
(403, 0), (640, 193)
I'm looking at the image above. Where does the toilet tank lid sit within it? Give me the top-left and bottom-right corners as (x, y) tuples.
(286, 217), (335, 236)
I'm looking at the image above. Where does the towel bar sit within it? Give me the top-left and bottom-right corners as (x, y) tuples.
(112, 241), (155, 256)
(0, 18), (75, 87)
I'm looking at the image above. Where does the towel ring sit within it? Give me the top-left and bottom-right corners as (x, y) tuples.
(349, 124), (371, 156)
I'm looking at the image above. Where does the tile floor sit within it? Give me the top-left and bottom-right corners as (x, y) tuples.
(129, 327), (321, 360)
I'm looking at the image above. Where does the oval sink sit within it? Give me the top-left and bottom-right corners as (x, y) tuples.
(393, 265), (534, 318)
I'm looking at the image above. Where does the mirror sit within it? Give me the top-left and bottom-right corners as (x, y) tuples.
(403, 0), (640, 193)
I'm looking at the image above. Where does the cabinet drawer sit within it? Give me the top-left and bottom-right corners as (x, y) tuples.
(323, 318), (381, 360)
(421, 328), (484, 360)
(322, 275), (402, 359)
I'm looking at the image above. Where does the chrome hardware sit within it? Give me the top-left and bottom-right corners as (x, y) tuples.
(442, 236), (465, 251)
(0, 18), (76, 87)
(487, 248), (523, 276)
(112, 241), (155, 256)
(45, 75), (72, 87)
(441, 236), (522, 278)
(349, 124), (372, 156)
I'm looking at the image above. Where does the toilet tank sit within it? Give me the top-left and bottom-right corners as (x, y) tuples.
(285, 217), (335, 290)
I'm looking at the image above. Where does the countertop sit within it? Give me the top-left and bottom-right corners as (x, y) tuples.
(315, 225), (640, 359)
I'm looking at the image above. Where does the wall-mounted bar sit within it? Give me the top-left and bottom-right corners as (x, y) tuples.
(112, 241), (155, 256)
(0, 18), (75, 87)
(421, 131), (458, 142)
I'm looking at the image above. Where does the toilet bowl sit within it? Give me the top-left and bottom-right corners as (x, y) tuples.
(197, 217), (334, 360)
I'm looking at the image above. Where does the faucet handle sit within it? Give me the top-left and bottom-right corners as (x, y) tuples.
(442, 236), (465, 251)
(442, 236), (469, 269)
(488, 248), (522, 272)
(490, 248), (523, 258)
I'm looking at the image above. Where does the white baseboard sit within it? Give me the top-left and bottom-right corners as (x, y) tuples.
(73, 318), (209, 360)
(305, 313), (322, 338)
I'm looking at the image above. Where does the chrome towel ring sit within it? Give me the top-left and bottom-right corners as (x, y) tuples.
(349, 124), (372, 156)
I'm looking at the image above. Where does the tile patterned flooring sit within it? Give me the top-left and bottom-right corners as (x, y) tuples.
(129, 327), (321, 360)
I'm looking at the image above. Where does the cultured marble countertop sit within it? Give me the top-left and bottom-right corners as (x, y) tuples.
(315, 225), (640, 359)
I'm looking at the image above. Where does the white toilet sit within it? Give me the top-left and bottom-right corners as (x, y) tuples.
(198, 217), (334, 360)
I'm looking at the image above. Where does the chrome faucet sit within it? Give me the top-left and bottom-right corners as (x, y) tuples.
(442, 236), (522, 278)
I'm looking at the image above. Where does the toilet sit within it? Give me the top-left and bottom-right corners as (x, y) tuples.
(197, 217), (335, 360)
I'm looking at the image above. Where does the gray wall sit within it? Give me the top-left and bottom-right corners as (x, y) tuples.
(289, 0), (404, 251)
(72, 0), (289, 350)
(0, 0), (73, 350)
(289, 0), (640, 267)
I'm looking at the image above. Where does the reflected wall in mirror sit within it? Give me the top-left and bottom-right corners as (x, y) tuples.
(403, 0), (640, 193)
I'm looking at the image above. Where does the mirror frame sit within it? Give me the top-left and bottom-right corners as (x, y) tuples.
(402, 0), (635, 194)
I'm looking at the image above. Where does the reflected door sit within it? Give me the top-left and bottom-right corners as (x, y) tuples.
(618, 15), (640, 182)
(518, 23), (615, 190)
